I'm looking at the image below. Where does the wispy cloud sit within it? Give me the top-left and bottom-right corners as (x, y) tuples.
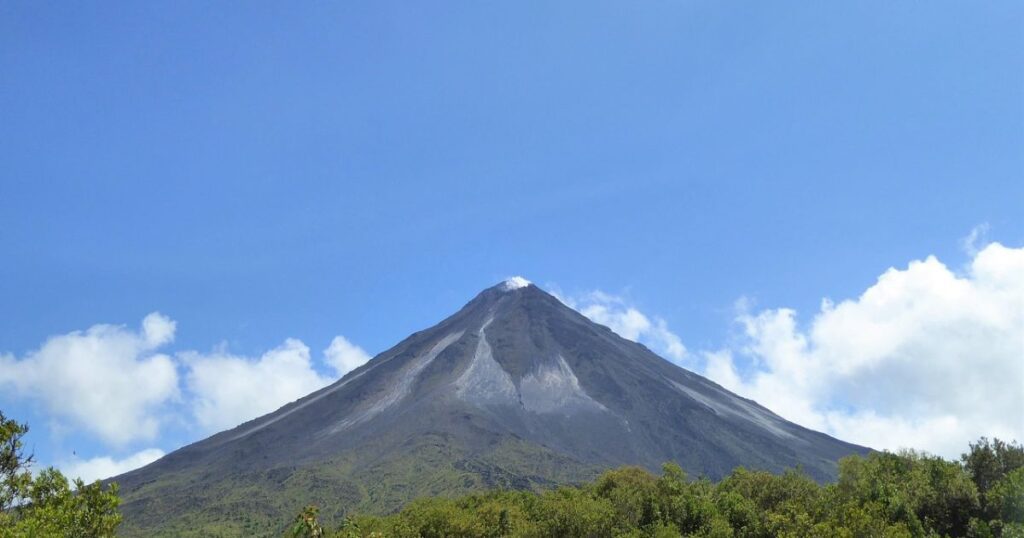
(960, 222), (991, 256)
(554, 289), (688, 363)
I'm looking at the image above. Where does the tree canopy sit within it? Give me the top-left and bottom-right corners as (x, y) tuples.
(291, 438), (1023, 538)
(0, 411), (122, 537)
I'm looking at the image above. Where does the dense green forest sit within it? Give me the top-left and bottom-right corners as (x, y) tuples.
(290, 438), (1023, 538)
(2, 410), (1022, 537)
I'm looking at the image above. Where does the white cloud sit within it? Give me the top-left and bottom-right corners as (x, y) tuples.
(182, 339), (335, 432)
(0, 313), (179, 445)
(502, 276), (532, 290)
(554, 243), (1022, 457)
(703, 242), (1024, 458)
(1, 311), (369, 448)
(960, 222), (990, 256)
(323, 336), (371, 377)
(556, 290), (688, 363)
(60, 448), (165, 484)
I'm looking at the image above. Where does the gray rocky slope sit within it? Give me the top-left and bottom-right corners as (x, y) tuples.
(113, 280), (869, 534)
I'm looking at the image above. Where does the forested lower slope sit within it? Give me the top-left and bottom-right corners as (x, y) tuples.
(291, 438), (1023, 538)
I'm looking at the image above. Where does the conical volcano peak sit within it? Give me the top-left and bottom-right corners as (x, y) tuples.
(500, 276), (532, 291)
(111, 276), (870, 535)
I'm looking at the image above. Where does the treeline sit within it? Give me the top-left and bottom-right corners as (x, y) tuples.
(292, 438), (1023, 538)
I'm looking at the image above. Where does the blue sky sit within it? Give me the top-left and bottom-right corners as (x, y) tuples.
(1, 2), (1022, 481)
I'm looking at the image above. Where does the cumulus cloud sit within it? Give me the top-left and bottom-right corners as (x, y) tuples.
(60, 448), (165, 484)
(323, 336), (372, 377)
(556, 290), (688, 363)
(0, 313), (179, 445)
(555, 242), (1022, 457)
(703, 242), (1024, 457)
(182, 339), (336, 432)
(1, 310), (370, 451)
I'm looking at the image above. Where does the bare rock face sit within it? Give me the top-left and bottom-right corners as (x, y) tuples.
(112, 280), (869, 536)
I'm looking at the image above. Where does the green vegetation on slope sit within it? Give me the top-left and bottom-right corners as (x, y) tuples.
(0, 411), (122, 537)
(290, 438), (1024, 538)
(116, 433), (602, 537)
(4, 406), (1022, 538)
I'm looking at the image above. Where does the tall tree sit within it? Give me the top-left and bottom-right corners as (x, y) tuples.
(0, 410), (122, 537)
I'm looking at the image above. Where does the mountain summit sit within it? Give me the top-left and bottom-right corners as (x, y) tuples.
(114, 280), (868, 536)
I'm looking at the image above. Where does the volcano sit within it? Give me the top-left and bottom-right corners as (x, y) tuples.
(113, 279), (869, 536)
